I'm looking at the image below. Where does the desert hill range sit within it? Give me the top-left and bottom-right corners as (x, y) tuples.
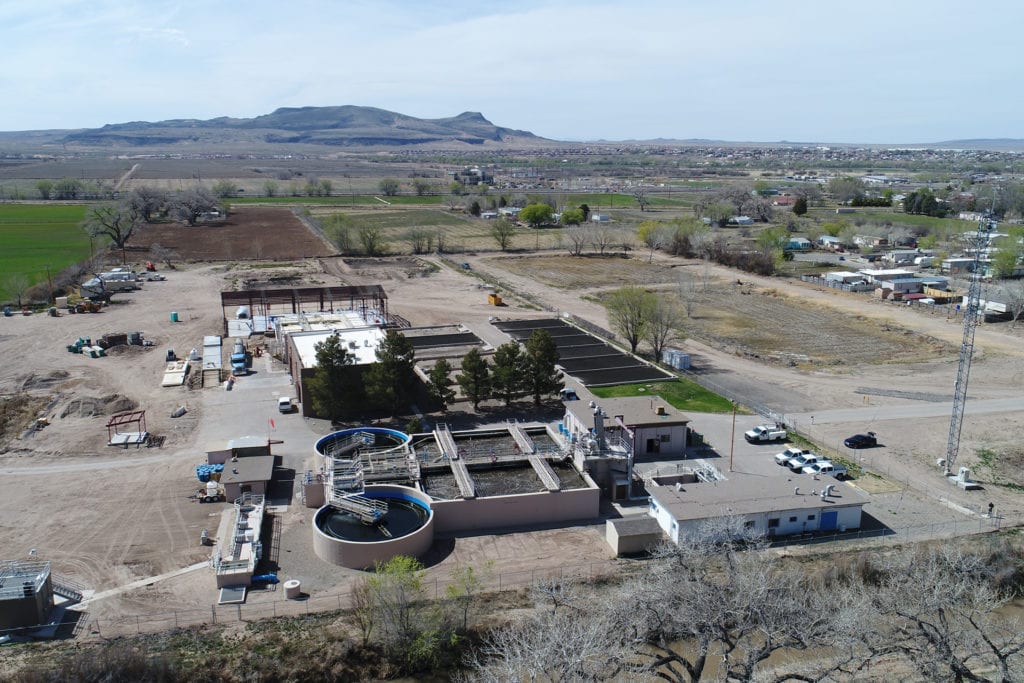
(0, 104), (1021, 152)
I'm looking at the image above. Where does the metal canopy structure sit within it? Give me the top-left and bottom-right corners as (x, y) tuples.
(220, 285), (391, 325)
(105, 410), (147, 443)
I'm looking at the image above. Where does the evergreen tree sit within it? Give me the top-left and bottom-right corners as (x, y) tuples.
(524, 330), (563, 406)
(491, 342), (527, 406)
(426, 358), (456, 412)
(456, 348), (491, 410)
(365, 331), (416, 416)
(305, 334), (360, 420)
(792, 196), (808, 216)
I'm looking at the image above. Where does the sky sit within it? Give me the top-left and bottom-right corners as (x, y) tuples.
(1, 0), (1021, 144)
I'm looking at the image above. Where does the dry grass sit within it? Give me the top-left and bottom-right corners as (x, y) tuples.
(493, 254), (680, 289)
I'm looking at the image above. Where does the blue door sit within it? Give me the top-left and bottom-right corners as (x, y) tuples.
(821, 511), (838, 531)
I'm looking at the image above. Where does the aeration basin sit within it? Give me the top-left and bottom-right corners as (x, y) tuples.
(313, 485), (434, 570)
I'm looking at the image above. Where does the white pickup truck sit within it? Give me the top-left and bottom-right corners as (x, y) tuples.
(744, 424), (788, 443)
(788, 452), (826, 472)
(774, 446), (811, 466)
(802, 461), (849, 479)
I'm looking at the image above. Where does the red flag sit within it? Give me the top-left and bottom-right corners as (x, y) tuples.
(269, 418), (276, 429)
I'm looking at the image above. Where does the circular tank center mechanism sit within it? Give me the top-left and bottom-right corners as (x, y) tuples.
(315, 494), (429, 542)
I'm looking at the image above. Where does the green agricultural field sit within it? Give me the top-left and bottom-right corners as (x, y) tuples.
(0, 204), (91, 302)
(590, 379), (735, 414)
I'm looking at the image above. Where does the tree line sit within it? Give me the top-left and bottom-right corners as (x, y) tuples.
(306, 329), (563, 422)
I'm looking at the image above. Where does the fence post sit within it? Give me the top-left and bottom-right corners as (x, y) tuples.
(136, 615), (141, 634)
(212, 605), (217, 624)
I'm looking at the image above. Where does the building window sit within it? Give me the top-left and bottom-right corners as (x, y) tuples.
(744, 520), (755, 529)
(768, 518), (780, 528)
(660, 434), (671, 443)
(789, 516), (798, 523)
(807, 515), (816, 521)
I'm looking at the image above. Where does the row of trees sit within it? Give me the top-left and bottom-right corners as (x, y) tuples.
(35, 177), (113, 200)
(438, 331), (563, 410)
(306, 329), (563, 420)
(465, 525), (1024, 682)
(306, 330), (418, 421)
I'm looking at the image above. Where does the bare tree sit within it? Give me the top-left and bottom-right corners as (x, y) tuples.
(149, 243), (179, 269)
(1002, 280), (1024, 330)
(675, 270), (700, 319)
(867, 545), (1024, 682)
(82, 202), (141, 264)
(405, 228), (432, 254)
(605, 287), (656, 353)
(358, 225), (387, 256)
(644, 297), (683, 360)
(127, 186), (168, 223)
(632, 186), (651, 212)
(1, 273), (32, 307)
(490, 218), (516, 251)
(379, 178), (401, 196)
(170, 186), (218, 226)
(591, 224), (620, 255)
(563, 224), (590, 256)
(466, 607), (624, 682)
(412, 178), (431, 196)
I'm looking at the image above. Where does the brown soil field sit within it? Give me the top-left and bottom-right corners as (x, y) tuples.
(126, 206), (334, 261)
(494, 254), (954, 367)
(495, 253), (677, 289)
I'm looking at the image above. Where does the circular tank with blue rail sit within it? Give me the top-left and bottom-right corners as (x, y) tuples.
(312, 484), (434, 569)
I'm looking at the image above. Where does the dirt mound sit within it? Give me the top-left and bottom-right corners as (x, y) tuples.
(60, 394), (139, 418)
(21, 370), (71, 390)
(0, 395), (50, 439)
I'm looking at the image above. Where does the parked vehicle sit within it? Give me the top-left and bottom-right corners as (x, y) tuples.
(788, 452), (826, 472)
(278, 396), (293, 413)
(230, 340), (250, 375)
(744, 424), (787, 443)
(844, 432), (877, 449)
(803, 461), (849, 479)
(775, 446), (811, 466)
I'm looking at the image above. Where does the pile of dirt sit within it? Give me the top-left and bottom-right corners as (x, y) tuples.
(0, 394), (50, 439)
(21, 370), (71, 390)
(60, 394), (139, 418)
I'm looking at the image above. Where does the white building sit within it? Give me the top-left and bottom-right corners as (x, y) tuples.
(647, 473), (865, 543)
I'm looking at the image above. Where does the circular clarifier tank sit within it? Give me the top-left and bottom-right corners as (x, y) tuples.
(314, 427), (411, 457)
(313, 485), (434, 570)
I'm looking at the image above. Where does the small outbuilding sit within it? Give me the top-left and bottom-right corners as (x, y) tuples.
(0, 561), (54, 631)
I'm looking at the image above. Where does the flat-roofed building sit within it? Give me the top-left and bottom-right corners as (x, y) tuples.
(647, 472), (865, 544)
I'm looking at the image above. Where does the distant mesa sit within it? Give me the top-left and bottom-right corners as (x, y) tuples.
(56, 105), (545, 149)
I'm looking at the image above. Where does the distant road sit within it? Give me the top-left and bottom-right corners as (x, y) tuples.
(790, 397), (1024, 426)
(113, 163), (139, 191)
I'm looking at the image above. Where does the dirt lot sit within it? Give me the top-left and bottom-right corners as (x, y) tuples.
(126, 206), (335, 261)
(2, 231), (1023, 633)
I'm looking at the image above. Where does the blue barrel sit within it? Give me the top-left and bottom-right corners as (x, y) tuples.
(170, 311), (179, 322)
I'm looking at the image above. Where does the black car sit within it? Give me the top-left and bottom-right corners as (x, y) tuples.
(844, 432), (877, 449)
